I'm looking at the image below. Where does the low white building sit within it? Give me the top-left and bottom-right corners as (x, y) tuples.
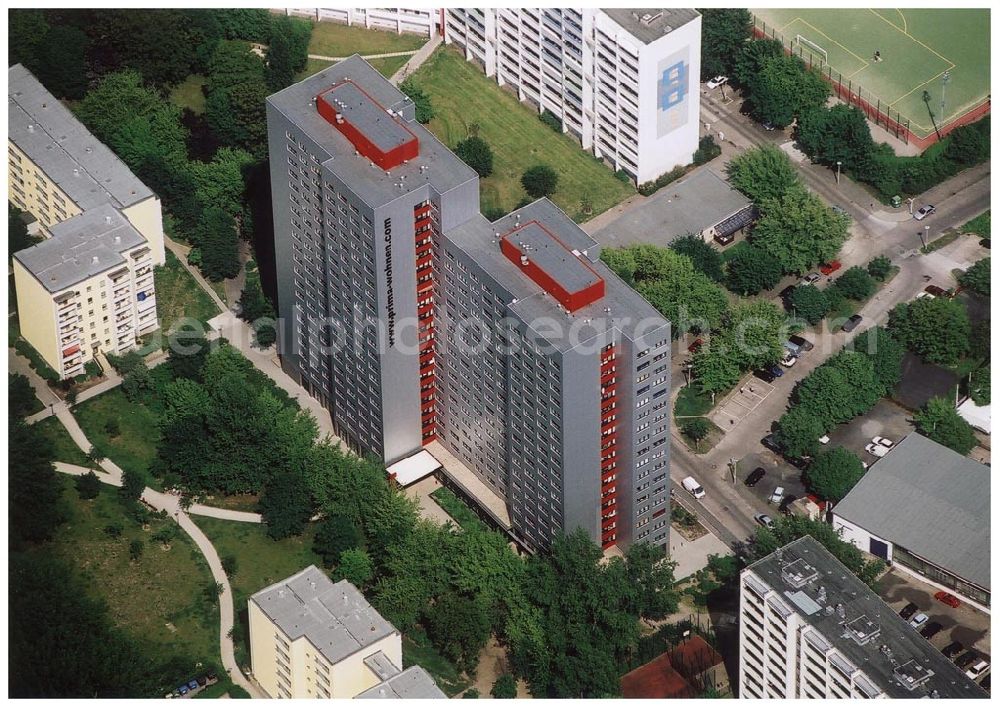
(832, 433), (990, 610)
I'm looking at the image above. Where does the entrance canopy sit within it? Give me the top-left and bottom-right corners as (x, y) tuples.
(387, 449), (441, 487)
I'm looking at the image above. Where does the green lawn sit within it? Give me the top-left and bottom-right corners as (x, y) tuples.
(194, 517), (325, 668)
(49, 485), (220, 680)
(307, 20), (427, 58)
(35, 415), (92, 466)
(169, 74), (207, 115)
(410, 47), (635, 221)
(297, 54), (410, 82)
(962, 211), (990, 239)
(751, 8), (990, 137)
(402, 627), (470, 697)
(674, 384), (713, 418)
(154, 251), (222, 334)
(429, 487), (488, 533)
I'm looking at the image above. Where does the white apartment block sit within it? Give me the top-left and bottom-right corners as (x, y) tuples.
(444, 8), (701, 184)
(248, 567), (445, 699)
(738, 537), (986, 699)
(284, 7), (440, 36)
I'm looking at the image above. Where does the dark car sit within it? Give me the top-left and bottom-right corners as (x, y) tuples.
(956, 651), (979, 669)
(745, 467), (766, 487)
(942, 641), (964, 659)
(754, 368), (776, 383)
(779, 494), (797, 512)
(196, 676), (208, 687)
(899, 602), (919, 621)
(920, 621), (944, 639)
(761, 434), (782, 454)
(980, 674), (990, 691)
(769, 363), (785, 378)
(788, 334), (814, 352)
(842, 314), (863, 332)
(779, 285), (797, 302)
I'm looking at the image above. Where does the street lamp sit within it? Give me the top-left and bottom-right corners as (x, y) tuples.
(907, 197), (915, 215)
(924, 225), (930, 248)
(836, 161), (842, 185)
(941, 71), (951, 117)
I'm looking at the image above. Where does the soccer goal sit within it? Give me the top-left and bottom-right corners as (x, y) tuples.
(794, 34), (828, 66)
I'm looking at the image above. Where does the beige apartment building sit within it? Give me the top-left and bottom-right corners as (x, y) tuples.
(248, 566), (445, 699)
(9, 64), (165, 377)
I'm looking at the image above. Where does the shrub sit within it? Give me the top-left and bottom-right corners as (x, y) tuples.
(638, 165), (688, 197)
(129, 539), (144, 561)
(75, 472), (102, 500)
(832, 266), (876, 301)
(681, 418), (710, 443)
(399, 78), (433, 123)
(521, 165), (559, 198)
(538, 109), (562, 132)
(455, 136), (494, 178)
(867, 255), (893, 281)
(614, 169), (633, 184)
(693, 135), (722, 165)
(959, 257), (990, 296)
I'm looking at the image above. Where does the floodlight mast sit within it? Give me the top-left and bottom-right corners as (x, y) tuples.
(941, 71), (951, 116)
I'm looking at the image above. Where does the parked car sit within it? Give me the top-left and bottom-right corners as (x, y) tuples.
(801, 272), (822, 285)
(780, 352), (797, 367)
(966, 659), (990, 680)
(909, 612), (929, 630)
(187, 680), (200, 692)
(924, 284), (954, 299)
(177, 686), (189, 696)
(769, 486), (785, 505)
(871, 436), (895, 448)
(688, 337), (704, 354)
(920, 621), (944, 639)
(768, 363), (785, 378)
(754, 368), (777, 383)
(760, 120), (776, 131)
(682, 476), (706, 499)
(761, 434), (782, 453)
(899, 602), (919, 621)
(820, 260), (842, 275)
(914, 204), (937, 220)
(934, 591), (962, 608)
(788, 334), (814, 352)
(842, 314), (863, 332)
(745, 467), (766, 487)
(865, 442), (891, 458)
(206, 671), (218, 683)
(915, 290), (936, 300)
(707, 75), (728, 89)
(196, 676), (208, 687)
(955, 651), (979, 669)
(979, 673), (990, 691)
(754, 513), (775, 529)
(942, 641), (964, 659)
(780, 285), (797, 302)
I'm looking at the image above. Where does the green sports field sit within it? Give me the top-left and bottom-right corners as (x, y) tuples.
(751, 8), (990, 137)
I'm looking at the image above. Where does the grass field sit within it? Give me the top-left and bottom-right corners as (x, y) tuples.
(194, 517), (324, 668)
(751, 8), (990, 137)
(307, 21), (427, 58)
(298, 54), (413, 82)
(50, 485), (219, 673)
(154, 250), (222, 333)
(169, 75), (207, 115)
(410, 47), (635, 221)
(35, 416), (93, 467)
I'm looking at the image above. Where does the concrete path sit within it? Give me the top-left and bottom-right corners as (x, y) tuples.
(189, 503), (263, 524)
(164, 237), (228, 315)
(390, 34), (442, 85)
(309, 49), (419, 62)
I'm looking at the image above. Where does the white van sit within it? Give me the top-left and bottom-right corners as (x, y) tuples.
(682, 476), (706, 499)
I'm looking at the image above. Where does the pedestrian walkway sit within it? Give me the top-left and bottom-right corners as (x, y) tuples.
(164, 237), (228, 315)
(711, 378), (774, 433)
(309, 49), (419, 62)
(390, 34), (442, 85)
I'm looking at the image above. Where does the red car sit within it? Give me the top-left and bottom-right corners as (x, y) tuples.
(820, 260), (842, 275)
(688, 337), (704, 354)
(935, 591), (961, 608)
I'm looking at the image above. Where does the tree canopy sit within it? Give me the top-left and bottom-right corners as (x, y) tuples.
(746, 53), (830, 128)
(455, 136), (494, 178)
(804, 447), (866, 502)
(795, 104), (875, 172)
(726, 144), (799, 204)
(888, 298), (971, 366)
(699, 9), (752, 80)
(959, 258), (990, 296)
(521, 165), (559, 198)
(789, 284), (829, 325)
(753, 187), (850, 275)
(670, 234), (725, 282)
(723, 242), (782, 295)
(914, 397), (978, 455)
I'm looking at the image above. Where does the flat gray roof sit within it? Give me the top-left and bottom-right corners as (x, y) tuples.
(747, 536), (987, 699)
(13, 203), (146, 293)
(356, 666), (447, 699)
(267, 55), (477, 209)
(833, 433), (990, 590)
(445, 198), (669, 353)
(321, 81), (415, 153)
(8, 64), (154, 211)
(591, 168), (752, 248)
(249, 566), (397, 666)
(601, 8), (700, 44)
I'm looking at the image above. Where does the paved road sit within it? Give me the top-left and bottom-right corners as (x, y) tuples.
(664, 92), (991, 548)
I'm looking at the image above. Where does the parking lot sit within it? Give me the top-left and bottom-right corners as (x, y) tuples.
(733, 451), (807, 512)
(879, 568), (991, 678)
(823, 399), (916, 467)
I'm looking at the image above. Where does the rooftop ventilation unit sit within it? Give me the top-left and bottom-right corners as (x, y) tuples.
(781, 558), (819, 588)
(893, 659), (934, 692)
(641, 12), (663, 26)
(844, 614), (881, 646)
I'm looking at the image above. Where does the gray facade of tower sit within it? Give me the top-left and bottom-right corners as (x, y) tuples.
(267, 56), (670, 552)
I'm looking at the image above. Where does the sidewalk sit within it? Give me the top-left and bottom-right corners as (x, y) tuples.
(390, 34), (442, 85)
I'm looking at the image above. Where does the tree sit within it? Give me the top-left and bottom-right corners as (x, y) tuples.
(753, 187), (850, 274)
(129, 539), (145, 562)
(795, 351), (880, 427)
(853, 327), (905, 395)
(959, 257), (990, 296)
(693, 134), (722, 165)
(492, 674), (518, 699)
(832, 266), (876, 301)
(334, 548), (374, 589)
(726, 144), (799, 203)
(521, 165), (559, 199)
(426, 592), (491, 674)
(776, 406), (827, 459)
(969, 319), (990, 362)
(35, 25), (90, 100)
(120, 469), (145, 503)
(867, 255), (893, 281)
(723, 242), (782, 295)
(190, 147), (254, 221)
(205, 80), (269, 153)
(9, 373), (38, 420)
(670, 234), (724, 282)
(747, 54), (830, 128)
(795, 104), (875, 171)
(970, 366), (990, 406)
(726, 299), (787, 372)
(455, 136), (494, 178)
(195, 207), (241, 281)
(804, 447), (866, 502)
(265, 15), (311, 91)
(681, 418), (710, 444)
(9, 204), (42, 260)
(75, 472), (103, 500)
(260, 468), (314, 539)
(888, 298), (970, 366)
(399, 78), (434, 123)
(238, 272), (274, 323)
(699, 9), (752, 80)
(624, 542), (680, 619)
(215, 8), (272, 42)
(945, 117), (990, 166)
(9, 9), (50, 70)
(9, 419), (65, 548)
(789, 284), (829, 324)
(636, 268), (729, 334)
(600, 247), (638, 285)
(168, 326), (210, 381)
(914, 397), (978, 455)
(693, 339), (741, 394)
(206, 39), (265, 95)
(732, 38), (784, 87)
(312, 515), (363, 567)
